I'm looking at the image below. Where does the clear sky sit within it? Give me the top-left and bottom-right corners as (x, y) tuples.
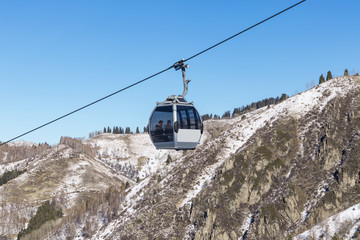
(1, 0), (359, 145)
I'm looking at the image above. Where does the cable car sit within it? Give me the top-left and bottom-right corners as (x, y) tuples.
(148, 61), (203, 150)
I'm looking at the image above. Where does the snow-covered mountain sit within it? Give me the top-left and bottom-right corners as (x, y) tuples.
(1, 75), (360, 240)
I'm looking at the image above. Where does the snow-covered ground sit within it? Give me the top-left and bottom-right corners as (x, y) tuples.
(85, 133), (183, 180)
(85, 133), (158, 165)
(0, 158), (28, 175)
(2, 76), (359, 240)
(7, 140), (37, 148)
(180, 77), (356, 208)
(91, 76), (360, 239)
(239, 211), (254, 239)
(89, 133), (184, 239)
(295, 203), (360, 239)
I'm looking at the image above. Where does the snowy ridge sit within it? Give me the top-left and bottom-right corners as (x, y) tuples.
(91, 134), (183, 240)
(179, 77), (355, 208)
(85, 133), (183, 179)
(295, 203), (360, 239)
(2, 76), (359, 240)
(86, 133), (158, 164)
(0, 158), (28, 175)
(7, 140), (37, 148)
(92, 76), (360, 239)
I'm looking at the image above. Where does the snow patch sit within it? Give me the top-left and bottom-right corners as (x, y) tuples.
(239, 212), (254, 240)
(7, 140), (37, 148)
(295, 203), (360, 240)
(180, 77), (356, 207)
(300, 181), (328, 222)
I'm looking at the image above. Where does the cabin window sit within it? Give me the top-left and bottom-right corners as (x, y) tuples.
(150, 106), (173, 142)
(177, 106), (201, 130)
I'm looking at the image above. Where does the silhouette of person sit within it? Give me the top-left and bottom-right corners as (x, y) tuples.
(164, 120), (173, 141)
(165, 120), (173, 134)
(154, 120), (168, 141)
(155, 120), (164, 136)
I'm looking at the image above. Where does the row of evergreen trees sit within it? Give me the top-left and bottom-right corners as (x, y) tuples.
(89, 126), (148, 138)
(17, 200), (63, 240)
(319, 69), (357, 84)
(318, 70), (333, 84)
(201, 93), (289, 121)
(0, 169), (26, 186)
(102, 126), (144, 134)
(203, 69), (357, 122)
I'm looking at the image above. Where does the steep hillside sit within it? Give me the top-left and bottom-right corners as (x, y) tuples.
(0, 132), (182, 239)
(0, 141), (51, 174)
(0, 143), (125, 239)
(92, 75), (360, 240)
(1, 75), (360, 240)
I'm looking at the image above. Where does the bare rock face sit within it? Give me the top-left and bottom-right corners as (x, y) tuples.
(2, 76), (360, 240)
(98, 77), (360, 240)
(187, 77), (360, 240)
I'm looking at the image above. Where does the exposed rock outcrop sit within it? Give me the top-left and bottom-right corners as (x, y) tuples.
(2, 76), (360, 240)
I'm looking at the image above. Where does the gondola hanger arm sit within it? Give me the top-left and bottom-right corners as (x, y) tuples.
(173, 59), (190, 98)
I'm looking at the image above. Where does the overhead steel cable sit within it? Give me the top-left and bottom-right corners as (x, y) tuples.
(0, 66), (173, 146)
(0, 0), (306, 146)
(183, 0), (307, 63)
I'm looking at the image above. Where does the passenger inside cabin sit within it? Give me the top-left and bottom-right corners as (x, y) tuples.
(155, 120), (164, 135)
(154, 120), (168, 142)
(164, 120), (173, 141)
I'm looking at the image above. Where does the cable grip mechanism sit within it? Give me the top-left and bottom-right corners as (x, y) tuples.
(173, 59), (191, 97)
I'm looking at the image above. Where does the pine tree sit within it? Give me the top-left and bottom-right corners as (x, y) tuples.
(17, 200), (62, 240)
(125, 127), (131, 134)
(0, 169), (26, 186)
(326, 71), (333, 81)
(319, 74), (325, 84)
(250, 102), (257, 109)
(344, 69), (349, 76)
(136, 127), (140, 134)
(107, 127), (111, 133)
(221, 111), (231, 119)
(280, 93), (288, 102)
(268, 97), (275, 105)
(232, 108), (241, 117)
(276, 96), (280, 103)
(166, 154), (172, 164)
(103, 127), (106, 133)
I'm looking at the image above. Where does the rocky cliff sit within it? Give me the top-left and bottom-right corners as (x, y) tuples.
(1, 76), (360, 240)
(94, 76), (360, 240)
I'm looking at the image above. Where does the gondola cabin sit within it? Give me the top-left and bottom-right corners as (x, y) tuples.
(149, 95), (203, 150)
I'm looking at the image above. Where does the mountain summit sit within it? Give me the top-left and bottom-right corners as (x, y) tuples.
(1, 76), (360, 240)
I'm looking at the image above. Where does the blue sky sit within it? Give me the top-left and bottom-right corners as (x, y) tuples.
(1, 0), (359, 145)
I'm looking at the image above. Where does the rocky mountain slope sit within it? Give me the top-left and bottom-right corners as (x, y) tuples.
(1, 75), (360, 240)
